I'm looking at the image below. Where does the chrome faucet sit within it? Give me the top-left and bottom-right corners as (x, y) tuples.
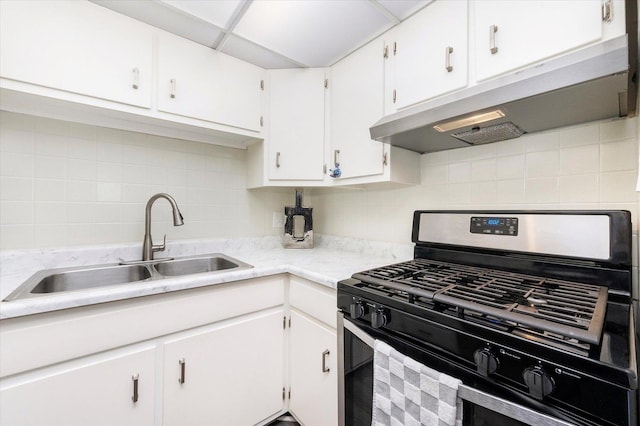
(142, 193), (184, 261)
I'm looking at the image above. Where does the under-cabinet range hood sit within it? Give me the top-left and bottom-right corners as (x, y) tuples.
(370, 35), (637, 153)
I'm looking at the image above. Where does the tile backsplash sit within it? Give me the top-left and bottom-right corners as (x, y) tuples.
(0, 111), (291, 249)
(312, 116), (640, 243)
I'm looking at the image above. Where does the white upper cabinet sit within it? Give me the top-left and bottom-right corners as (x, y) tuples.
(0, 0), (152, 109)
(389, 0), (469, 110)
(330, 40), (386, 179)
(473, 0), (606, 81)
(158, 32), (264, 132)
(267, 68), (327, 181)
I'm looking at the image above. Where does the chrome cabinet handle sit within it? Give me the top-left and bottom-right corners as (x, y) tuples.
(131, 374), (139, 403)
(132, 67), (139, 90)
(178, 358), (186, 384)
(490, 25), (499, 54)
(322, 349), (330, 373)
(333, 149), (340, 165)
(602, 0), (613, 22)
(276, 152), (281, 168)
(445, 46), (453, 72)
(170, 78), (176, 99)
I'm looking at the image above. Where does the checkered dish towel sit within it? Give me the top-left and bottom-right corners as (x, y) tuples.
(372, 339), (463, 426)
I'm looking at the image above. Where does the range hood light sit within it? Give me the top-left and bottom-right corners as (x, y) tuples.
(433, 109), (506, 133)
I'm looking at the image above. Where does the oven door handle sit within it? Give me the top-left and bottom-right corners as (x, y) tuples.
(339, 315), (575, 426)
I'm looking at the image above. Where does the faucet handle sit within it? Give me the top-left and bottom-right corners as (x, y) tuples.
(152, 234), (167, 253)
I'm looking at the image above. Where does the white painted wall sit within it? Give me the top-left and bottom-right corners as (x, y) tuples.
(0, 111), (291, 250)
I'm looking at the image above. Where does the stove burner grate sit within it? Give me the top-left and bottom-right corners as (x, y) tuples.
(353, 258), (608, 345)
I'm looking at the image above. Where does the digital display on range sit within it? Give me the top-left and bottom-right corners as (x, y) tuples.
(470, 217), (518, 236)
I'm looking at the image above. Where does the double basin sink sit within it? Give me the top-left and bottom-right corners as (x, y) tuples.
(4, 254), (252, 301)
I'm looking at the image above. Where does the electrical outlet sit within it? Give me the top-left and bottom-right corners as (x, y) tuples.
(272, 212), (285, 228)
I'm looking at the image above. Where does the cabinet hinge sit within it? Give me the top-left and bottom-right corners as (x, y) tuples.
(602, 0), (613, 22)
(324, 78), (329, 89)
(383, 45), (389, 59)
(383, 152), (389, 166)
(260, 79), (265, 90)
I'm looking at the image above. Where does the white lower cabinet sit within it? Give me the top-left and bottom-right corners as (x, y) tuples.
(162, 310), (285, 426)
(0, 345), (156, 426)
(289, 311), (337, 426)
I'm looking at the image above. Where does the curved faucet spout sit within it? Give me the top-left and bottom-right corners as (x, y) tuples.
(142, 193), (184, 261)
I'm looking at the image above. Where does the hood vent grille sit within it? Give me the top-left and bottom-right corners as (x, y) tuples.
(452, 122), (524, 145)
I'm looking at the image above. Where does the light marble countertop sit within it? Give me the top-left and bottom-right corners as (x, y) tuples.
(0, 236), (413, 320)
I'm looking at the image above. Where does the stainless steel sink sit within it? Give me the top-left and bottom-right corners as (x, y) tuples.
(153, 254), (249, 276)
(3, 253), (252, 301)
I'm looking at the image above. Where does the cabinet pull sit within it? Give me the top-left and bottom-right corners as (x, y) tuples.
(490, 25), (499, 54)
(445, 46), (454, 72)
(170, 78), (176, 99)
(383, 152), (389, 166)
(393, 41), (397, 56)
(260, 116), (264, 127)
(602, 0), (613, 22)
(322, 349), (330, 373)
(392, 89), (396, 104)
(260, 79), (265, 90)
(132, 67), (139, 90)
(276, 152), (281, 168)
(333, 149), (340, 165)
(383, 45), (389, 59)
(131, 374), (139, 403)
(178, 358), (186, 384)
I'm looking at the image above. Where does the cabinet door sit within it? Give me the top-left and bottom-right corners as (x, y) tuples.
(158, 33), (264, 132)
(267, 69), (326, 181)
(474, 0), (603, 81)
(163, 310), (284, 426)
(0, 1), (152, 108)
(331, 39), (386, 179)
(393, 0), (468, 109)
(0, 347), (155, 426)
(289, 311), (337, 426)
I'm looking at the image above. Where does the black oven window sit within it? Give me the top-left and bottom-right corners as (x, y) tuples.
(344, 328), (374, 426)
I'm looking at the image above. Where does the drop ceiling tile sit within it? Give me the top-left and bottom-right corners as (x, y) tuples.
(234, 0), (392, 67)
(377, 0), (432, 20)
(162, 0), (242, 29)
(92, 0), (223, 46)
(222, 35), (303, 69)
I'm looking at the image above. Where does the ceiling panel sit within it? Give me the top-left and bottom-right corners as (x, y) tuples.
(222, 35), (303, 69)
(163, 0), (242, 28)
(377, 0), (434, 20)
(233, 0), (393, 67)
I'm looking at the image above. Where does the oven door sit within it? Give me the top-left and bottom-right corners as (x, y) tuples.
(338, 313), (578, 426)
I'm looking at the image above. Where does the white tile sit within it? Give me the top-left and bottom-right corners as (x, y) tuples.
(67, 137), (96, 160)
(560, 144), (599, 175)
(471, 181), (497, 204)
(496, 179), (525, 204)
(558, 174), (599, 203)
(94, 202), (122, 223)
(471, 158), (496, 181)
(96, 182), (122, 202)
(496, 155), (525, 179)
(492, 138), (526, 157)
(526, 151), (559, 178)
(96, 141), (123, 163)
(67, 122), (97, 141)
(34, 224), (68, 247)
(525, 177), (559, 203)
(67, 181), (96, 202)
(66, 203), (95, 224)
(0, 128), (34, 154)
(0, 177), (33, 201)
(96, 163), (122, 182)
(0, 202), (33, 225)
(448, 162), (471, 183)
(524, 131), (559, 152)
(34, 179), (66, 202)
(1, 152), (33, 177)
(35, 156), (66, 179)
(122, 164), (147, 184)
(67, 159), (96, 181)
(558, 123), (599, 147)
(600, 139), (637, 172)
(67, 223), (96, 246)
(0, 111), (35, 131)
(600, 117), (637, 142)
(35, 133), (67, 157)
(422, 150), (449, 166)
(34, 202), (66, 224)
(122, 184), (146, 203)
(35, 116), (68, 136)
(447, 183), (471, 204)
(600, 171), (639, 203)
(0, 224), (33, 249)
(123, 144), (147, 165)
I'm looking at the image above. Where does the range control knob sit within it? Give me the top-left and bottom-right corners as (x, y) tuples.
(523, 366), (555, 400)
(473, 348), (499, 377)
(371, 308), (388, 329)
(349, 300), (366, 319)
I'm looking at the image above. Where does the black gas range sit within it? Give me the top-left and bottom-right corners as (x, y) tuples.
(337, 210), (638, 426)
